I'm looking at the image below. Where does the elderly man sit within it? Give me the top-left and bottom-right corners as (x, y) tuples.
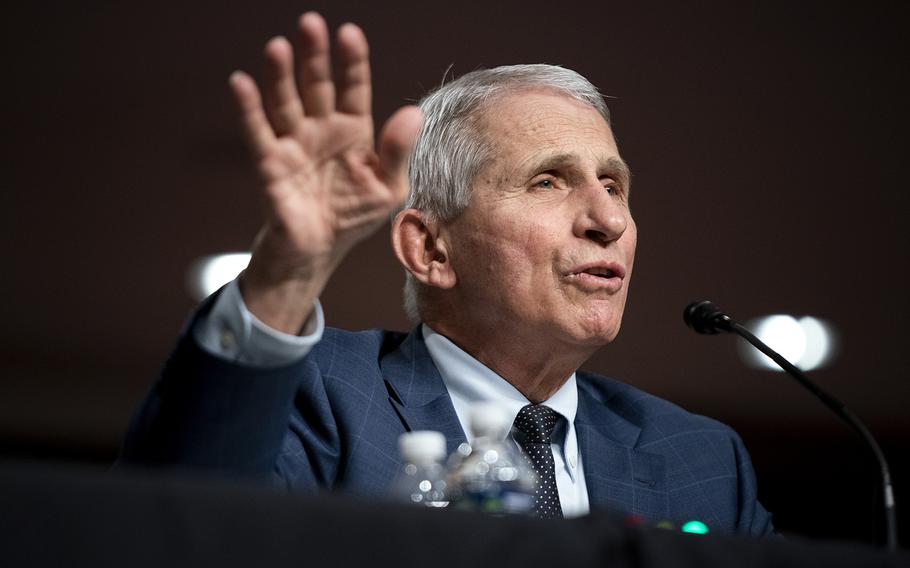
(122, 12), (773, 535)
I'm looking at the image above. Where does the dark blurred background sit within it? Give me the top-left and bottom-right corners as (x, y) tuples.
(4, 0), (908, 547)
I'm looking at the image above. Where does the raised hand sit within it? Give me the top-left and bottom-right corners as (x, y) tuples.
(228, 13), (423, 334)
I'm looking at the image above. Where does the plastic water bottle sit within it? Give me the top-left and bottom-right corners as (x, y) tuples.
(447, 403), (536, 514)
(390, 430), (450, 508)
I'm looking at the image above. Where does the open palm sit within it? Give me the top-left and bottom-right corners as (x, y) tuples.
(228, 13), (422, 331)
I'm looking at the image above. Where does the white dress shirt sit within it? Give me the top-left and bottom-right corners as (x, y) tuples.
(194, 277), (589, 516)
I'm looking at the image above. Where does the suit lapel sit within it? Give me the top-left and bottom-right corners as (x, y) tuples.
(380, 328), (468, 457)
(380, 333), (668, 520)
(576, 380), (668, 520)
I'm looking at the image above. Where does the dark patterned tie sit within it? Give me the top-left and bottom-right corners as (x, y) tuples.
(513, 404), (563, 519)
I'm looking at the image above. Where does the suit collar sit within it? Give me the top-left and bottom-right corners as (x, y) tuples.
(380, 328), (467, 456)
(381, 333), (667, 516)
(575, 378), (642, 448)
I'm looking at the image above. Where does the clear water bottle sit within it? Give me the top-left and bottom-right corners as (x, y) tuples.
(447, 403), (536, 514)
(389, 430), (450, 508)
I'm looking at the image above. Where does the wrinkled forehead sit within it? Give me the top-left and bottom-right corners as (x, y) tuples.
(472, 86), (610, 131)
(472, 89), (621, 177)
(474, 89), (613, 147)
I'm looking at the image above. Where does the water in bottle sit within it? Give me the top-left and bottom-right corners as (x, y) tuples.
(390, 430), (450, 508)
(447, 403), (536, 514)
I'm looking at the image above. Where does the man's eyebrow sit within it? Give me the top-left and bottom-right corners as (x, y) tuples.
(522, 153), (632, 187)
(522, 152), (577, 174)
(605, 157), (632, 189)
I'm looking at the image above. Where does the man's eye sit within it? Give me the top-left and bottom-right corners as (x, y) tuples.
(603, 179), (624, 196)
(534, 178), (555, 189)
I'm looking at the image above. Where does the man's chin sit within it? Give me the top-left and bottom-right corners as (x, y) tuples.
(557, 321), (622, 349)
(580, 331), (620, 347)
(567, 308), (624, 345)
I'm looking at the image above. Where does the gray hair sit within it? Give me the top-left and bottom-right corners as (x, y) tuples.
(402, 64), (611, 321)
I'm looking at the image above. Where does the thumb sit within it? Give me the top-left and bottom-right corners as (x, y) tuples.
(377, 105), (424, 199)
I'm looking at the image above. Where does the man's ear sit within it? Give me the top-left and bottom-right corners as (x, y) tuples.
(391, 209), (457, 290)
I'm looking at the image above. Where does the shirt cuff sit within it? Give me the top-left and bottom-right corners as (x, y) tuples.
(192, 277), (325, 367)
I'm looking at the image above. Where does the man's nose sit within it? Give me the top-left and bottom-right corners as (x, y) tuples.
(573, 181), (629, 246)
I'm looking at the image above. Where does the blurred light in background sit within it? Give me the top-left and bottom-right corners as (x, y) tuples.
(737, 315), (837, 372)
(187, 253), (251, 301)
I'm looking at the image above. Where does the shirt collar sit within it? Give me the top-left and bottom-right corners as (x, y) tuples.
(421, 324), (578, 436)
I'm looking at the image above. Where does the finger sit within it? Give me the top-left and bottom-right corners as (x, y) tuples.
(229, 71), (277, 159)
(262, 36), (304, 136)
(335, 23), (371, 115)
(377, 105), (424, 201)
(297, 12), (335, 116)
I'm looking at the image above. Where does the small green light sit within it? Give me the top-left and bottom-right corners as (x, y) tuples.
(681, 520), (709, 535)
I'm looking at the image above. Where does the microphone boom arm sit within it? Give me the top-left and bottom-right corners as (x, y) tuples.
(686, 301), (898, 551)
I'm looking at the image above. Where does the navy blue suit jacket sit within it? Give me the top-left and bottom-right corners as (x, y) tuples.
(122, 306), (774, 537)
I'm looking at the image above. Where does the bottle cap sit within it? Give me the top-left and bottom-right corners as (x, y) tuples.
(469, 403), (512, 439)
(398, 430), (447, 462)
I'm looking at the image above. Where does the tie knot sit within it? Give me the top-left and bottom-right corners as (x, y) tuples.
(514, 404), (560, 443)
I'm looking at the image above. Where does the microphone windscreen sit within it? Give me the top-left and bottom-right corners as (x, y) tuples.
(684, 300), (726, 334)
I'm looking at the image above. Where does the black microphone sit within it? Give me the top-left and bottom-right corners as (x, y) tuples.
(684, 300), (898, 551)
(683, 300), (734, 334)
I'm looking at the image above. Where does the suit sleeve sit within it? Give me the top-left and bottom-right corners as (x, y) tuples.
(731, 431), (777, 537)
(118, 293), (340, 485)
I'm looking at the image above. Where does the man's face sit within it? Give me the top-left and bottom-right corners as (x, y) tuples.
(444, 90), (637, 348)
